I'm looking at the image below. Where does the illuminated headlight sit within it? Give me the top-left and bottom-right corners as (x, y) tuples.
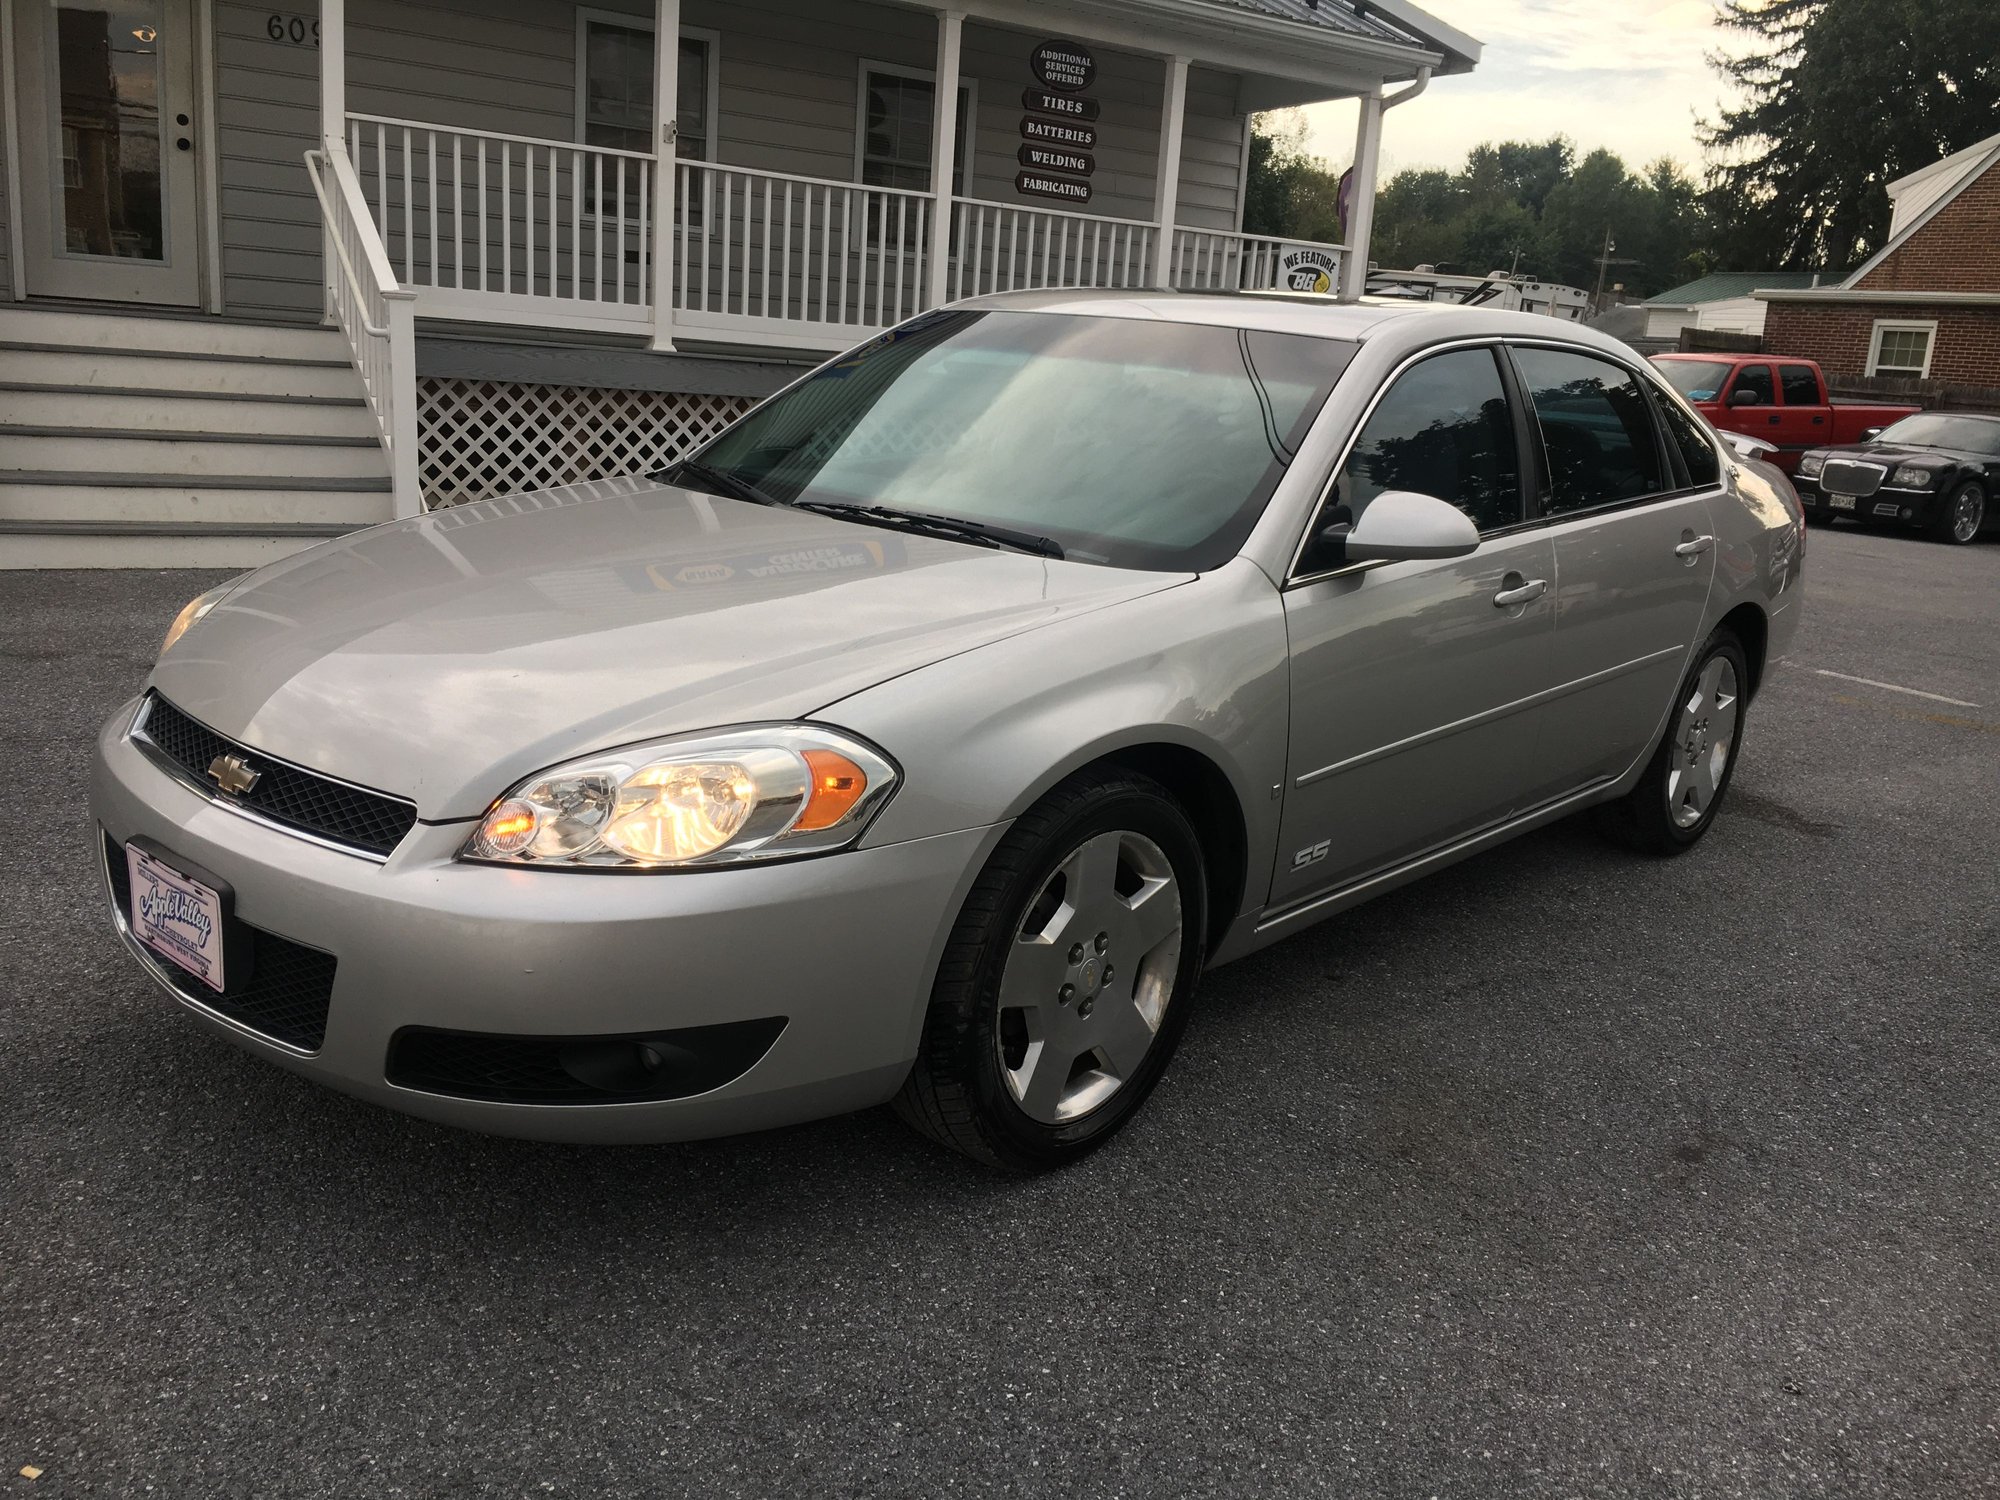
(464, 726), (897, 868)
(1891, 465), (1936, 488)
(159, 581), (240, 658)
(1797, 454), (1825, 478)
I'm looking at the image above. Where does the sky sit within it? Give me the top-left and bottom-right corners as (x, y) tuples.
(1298, 0), (1738, 178)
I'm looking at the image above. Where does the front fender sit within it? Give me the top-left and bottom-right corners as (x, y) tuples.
(818, 558), (1291, 920)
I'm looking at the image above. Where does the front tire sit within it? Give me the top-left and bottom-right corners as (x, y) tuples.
(894, 767), (1207, 1171)
(1595, 628), (1749, 856)
(1930, 480), (1986, 545)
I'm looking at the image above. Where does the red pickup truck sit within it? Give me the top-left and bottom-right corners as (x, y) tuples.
(1650, 354), (1921, 473)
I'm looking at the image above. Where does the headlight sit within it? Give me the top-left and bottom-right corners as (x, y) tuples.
(160, 581), (239, 657)
(463, 726), (898, 869)
(1797, 454), (1825, 478)
(1891, 465), (1936, 488)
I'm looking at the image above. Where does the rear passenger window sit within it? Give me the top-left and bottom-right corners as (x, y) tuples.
(1511, 347), (1666, 515)
(1653, 391), (1722, 488)
(1779, 364), (1819, 406)
(1731, 364), (1775, 405)
(1334, 349), (1522, 533)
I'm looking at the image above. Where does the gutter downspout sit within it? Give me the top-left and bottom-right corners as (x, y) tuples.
(1337, 67), (1429, 302)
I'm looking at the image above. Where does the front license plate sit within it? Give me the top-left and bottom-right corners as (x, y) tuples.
(126, 845), (228, 993)
(1829, 493), (1857, 511)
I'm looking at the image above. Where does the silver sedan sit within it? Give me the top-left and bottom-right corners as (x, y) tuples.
(90, 291), (1804, 1170)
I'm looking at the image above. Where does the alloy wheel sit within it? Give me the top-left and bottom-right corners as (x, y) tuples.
(1666, 655), (1740, 829)
(1951, 484), (1985, 544)
(995, 829), (1183, 1125)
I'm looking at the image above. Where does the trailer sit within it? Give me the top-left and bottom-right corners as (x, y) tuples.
(1364, 267), (1591, 322)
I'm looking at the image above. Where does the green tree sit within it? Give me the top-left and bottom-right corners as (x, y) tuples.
(1702, 0), (2000, 267)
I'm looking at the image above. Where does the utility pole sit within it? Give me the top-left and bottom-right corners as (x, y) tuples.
(1592, 226), (1615, 312)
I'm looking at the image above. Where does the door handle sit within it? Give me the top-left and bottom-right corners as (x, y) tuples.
(1767, 413), (1780, 425)
(1675, 534), (1715, 560)
(1492, 577), (1547, 608)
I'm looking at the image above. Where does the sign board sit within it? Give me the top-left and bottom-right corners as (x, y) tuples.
(1022, 87), (1099, 122)
(1019, 143), (1094, 176)
(1030, 40), (1095, 92)
(1016, 171), (1093, 205)
(1021, 116), (1096, 150)
(1277, 245), (1340, 294)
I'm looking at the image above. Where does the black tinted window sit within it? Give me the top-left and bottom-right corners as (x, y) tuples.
(1335, 349), (1522, 532)
(1513, 347), (1666, 514)
(1779, 364), (1819, 406)
(1653, 390), (1721, 487)
(1732, 363), (1774, 404)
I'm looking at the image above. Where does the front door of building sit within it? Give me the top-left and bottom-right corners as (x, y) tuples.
(13, 0), (202, 304)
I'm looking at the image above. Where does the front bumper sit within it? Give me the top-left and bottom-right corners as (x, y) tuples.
(90, 700), (1003, 1143)
(1793, 474), (1944, 526)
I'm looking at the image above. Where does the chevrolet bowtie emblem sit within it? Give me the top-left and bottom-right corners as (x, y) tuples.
(207, 753), (261, 796)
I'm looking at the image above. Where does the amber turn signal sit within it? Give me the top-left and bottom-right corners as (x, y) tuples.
(795, 749), (869, 831)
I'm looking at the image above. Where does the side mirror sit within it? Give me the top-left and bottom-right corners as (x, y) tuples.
(1722, 431), (1778, 462)
(1336, 491), (1480, 563)
(1862, 426), (1883, 440)
(1727, 388), (1763, 408)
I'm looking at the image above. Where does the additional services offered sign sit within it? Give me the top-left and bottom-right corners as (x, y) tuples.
(1277, 244), (1340, 293)
(1018, 40), (1099, 205)
(1030, 40), (1096, 92)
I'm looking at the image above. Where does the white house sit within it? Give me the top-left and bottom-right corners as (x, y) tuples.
(0, 0), (1479, 565)
(1640, 271), (1826, 343)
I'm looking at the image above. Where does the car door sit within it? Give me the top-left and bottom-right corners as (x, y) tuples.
(1724, 361), (1782, 439)
(1775, 362), (1829, 457)
(1274, 345), (1558, 908)
(1505, 344), (1718, 797)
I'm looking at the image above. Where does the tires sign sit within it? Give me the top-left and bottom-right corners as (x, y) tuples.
(1021, 87), (1100, 122)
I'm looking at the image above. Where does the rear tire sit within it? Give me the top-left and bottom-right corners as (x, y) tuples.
(893, 767), (1207, 1172)
(1594, 628), (1749, 856)
(1929, 480), (1986, 545)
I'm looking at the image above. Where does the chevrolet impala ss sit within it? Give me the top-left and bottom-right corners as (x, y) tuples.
(91, 291), (1804, 1170)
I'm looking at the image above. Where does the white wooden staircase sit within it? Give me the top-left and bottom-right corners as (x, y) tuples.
(0, 307), (395, 567)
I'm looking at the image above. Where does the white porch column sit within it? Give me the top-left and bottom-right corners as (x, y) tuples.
(649, 0), (682, 350)
(924, 9), (964, 310)
(1148, 55), (1189, 288)
(318, 0), (344, 150)
(1337, 90), (1383, 301)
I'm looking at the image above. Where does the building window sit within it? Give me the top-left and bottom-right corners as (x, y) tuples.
(576, 12), (716, 160)
(1867, 320), (1936, 379)
(856, 64), (972, 196)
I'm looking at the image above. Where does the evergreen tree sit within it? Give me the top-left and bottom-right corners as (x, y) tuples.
(1702, 0), (2000, 267)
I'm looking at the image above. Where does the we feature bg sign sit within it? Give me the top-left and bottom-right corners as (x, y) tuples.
(1277, 245), (1339, 294)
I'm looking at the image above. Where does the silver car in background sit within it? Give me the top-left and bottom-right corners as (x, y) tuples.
(90, 291), (1804, 1171)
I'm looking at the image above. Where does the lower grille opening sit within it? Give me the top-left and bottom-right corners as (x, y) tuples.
(105, 833), (336, 1052)
(385, 1018), (787, 1105)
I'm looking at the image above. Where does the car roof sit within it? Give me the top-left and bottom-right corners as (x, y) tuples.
(948, 287), (1640, 358)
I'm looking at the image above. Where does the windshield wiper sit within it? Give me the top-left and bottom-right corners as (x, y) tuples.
(661, 458), (786, 509)
(793, 501), (1065, 559)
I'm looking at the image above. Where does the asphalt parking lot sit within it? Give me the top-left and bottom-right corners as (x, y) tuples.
(3, 524), (1996, 1498)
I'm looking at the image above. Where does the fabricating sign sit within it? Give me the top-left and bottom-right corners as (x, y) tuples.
(1019, 143), (1095, 176)
(1022, 87), (1100, 122)
(1016, 171), (1093, 205)
(1021, 116), (1097, 150)
(1030, 40), (1096, 92)
(1277, 244), (1340, 294)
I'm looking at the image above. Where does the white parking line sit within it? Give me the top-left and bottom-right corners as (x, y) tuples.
(1814, 669), (1980, 709)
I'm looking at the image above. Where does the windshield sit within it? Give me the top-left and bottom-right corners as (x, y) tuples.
(1651, 358), (1733, 402)
(688, 310), (1355, 570)
(1874, 413), (2000, 456)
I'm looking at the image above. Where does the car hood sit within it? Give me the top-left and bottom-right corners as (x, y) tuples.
(1815, 444), (1986, 468)
(153, 476), (1187, 820)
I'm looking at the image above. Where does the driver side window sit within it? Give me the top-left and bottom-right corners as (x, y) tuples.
(1332, 348), (1523, 535)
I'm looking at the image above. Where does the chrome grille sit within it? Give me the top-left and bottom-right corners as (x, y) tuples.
(1820, 457), (1885, 497)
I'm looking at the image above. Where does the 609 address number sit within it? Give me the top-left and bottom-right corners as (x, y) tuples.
(266, 13), (321, 45)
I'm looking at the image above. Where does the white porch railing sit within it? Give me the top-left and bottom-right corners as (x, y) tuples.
(346, 113), (655, 334)
(1170, 228), (1345, 292)
(302, 145), (421, 518)
(672, 161), (934, 350)
(948, 198), (1158, 299)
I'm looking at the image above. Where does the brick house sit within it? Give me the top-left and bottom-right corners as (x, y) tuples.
(1756, 131), (2000, 389)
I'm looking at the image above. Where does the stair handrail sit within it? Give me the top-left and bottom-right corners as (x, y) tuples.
(304, 145), (423, 518)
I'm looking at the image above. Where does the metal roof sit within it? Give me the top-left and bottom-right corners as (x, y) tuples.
(1644, 271), (1828, 306)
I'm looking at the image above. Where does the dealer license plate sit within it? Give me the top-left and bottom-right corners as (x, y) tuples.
(126, 845), (227, 993)
(1829, 493), (1857, 511)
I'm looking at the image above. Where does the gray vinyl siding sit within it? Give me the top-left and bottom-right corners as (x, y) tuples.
(0, 106), (12, 299)
(214, 0), (324, 321)
(204, 0), (1252, 322)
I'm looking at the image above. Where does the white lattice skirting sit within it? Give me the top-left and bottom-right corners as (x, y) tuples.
(418, 378), (755, 508)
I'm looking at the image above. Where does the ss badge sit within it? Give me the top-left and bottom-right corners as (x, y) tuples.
(1292, 840), (1330, 869)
